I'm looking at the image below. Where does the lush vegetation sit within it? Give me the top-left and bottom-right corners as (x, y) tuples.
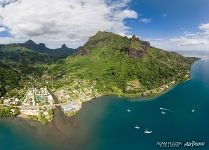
(0, 62), (20, 97)
(0, 31), (199, 123)
(49, 31), (198, 96)
(0, 32), (198, 99)
(0, 106), (20, 117)
(0, 41), (75, 98)
(0, 45), (46, 97)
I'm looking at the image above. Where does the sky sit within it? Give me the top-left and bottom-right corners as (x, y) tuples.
(0, 0), (209, 51)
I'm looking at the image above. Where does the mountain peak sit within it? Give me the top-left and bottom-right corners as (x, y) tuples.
(38, 43), (46, 46)
(24, 39), (36, 45)
(77, 31), (150, 58)
(61, 44), (68, 49)
(93, 31), (116, 38)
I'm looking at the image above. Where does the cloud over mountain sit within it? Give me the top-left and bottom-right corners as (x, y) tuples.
(0, 0), (137, 48)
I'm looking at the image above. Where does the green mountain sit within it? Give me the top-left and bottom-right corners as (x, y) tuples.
(0, 31), (198, 98)
(0, 45), (44, 97)
(0, 40), (75, 97)
(23, 40), (75, 59)
(49, 31), (198, 97)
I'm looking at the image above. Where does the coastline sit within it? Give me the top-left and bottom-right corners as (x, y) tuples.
(64, 74), (192, 118)
(1, 57), (208, 150)
(0, 75), (191, 124)
(0, 60), (198, 124)
(0, 76), (191, 125)
(63, 59), (198, 117)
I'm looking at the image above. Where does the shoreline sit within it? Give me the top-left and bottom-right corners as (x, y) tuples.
(0, 78), (191, 124)
(0, 76), (191, 128)
(65, 75), (192, 117)
(1, 60), (197, 125)
(0, 77), (191, 124)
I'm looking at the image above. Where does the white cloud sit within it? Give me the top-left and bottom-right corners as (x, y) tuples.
(0, 36), (24, 43)
(149, 23), (209, 51)
(0, 0), (137, 48)
(198, 23), (209, 34)
(139, 18), (151, 23)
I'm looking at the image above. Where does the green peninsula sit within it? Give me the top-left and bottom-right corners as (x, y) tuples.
(49, 31), (198, 98)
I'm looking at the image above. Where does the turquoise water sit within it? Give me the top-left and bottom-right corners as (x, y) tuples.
(0, 60), (209, 150)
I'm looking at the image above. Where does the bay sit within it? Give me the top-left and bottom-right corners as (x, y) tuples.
(0, 55), (209, 150)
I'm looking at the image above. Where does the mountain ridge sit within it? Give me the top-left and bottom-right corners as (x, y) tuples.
(48, 31), (198, 97)
(77, 31), (150, 58)
(0, 31), (199, 98)
(0, 39), (76, 59)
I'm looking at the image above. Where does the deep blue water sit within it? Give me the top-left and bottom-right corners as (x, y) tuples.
(0, 59), (209, 150)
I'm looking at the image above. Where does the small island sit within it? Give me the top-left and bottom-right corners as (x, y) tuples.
(0, 31), (199, 124)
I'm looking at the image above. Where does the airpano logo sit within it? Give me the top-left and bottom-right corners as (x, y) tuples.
(184, 141), (206, 147)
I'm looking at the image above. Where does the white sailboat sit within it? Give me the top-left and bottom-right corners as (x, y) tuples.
(161, 110), (166, 115)
(127, 108), (131, 112)
(160, 107), (170, 111)
(160, 107), (174, 113)
(134, 125), (140, 129)
(144, 129), (152, 134)
(192, 109), (195, 112)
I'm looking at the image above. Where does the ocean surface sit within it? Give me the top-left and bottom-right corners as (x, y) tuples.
(0, 51), (209, 150)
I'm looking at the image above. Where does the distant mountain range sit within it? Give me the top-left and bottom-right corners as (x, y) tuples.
(0, 39), (75, 59)
(0, 40), (75, 96)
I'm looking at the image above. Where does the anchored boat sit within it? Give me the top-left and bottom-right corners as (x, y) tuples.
(127, 108), (131, 112)
(144, 129), (152, 134)
(134, 125), (140, 129)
